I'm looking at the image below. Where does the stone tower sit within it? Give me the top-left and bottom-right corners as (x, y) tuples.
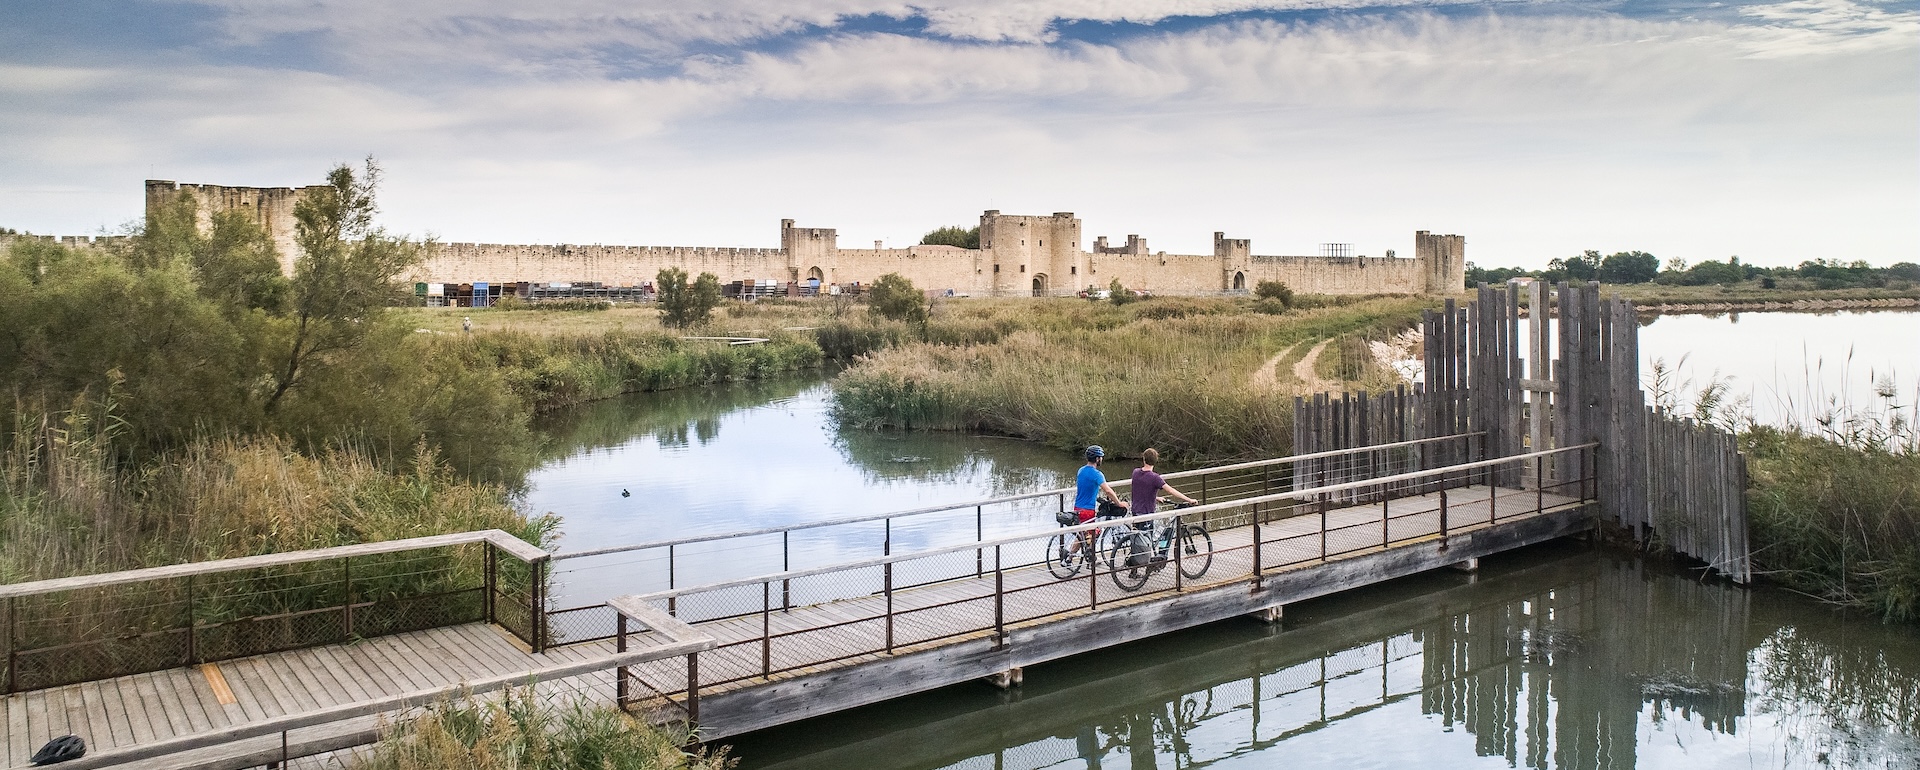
(780, 219), (838, 284)
(1213, 232), (1252, 291)
(979, 211), (1082, 296)
(145, 180), (327, 275)
(1415, 231), (1467, 294)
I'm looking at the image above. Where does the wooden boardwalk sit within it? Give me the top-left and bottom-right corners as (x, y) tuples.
(1, 483), (1584, 768)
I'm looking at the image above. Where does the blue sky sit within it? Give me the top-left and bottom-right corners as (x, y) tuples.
(1, 0), (1914, 267)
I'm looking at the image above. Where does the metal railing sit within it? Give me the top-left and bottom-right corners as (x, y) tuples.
(542, 433), (1486, 646)
(0, 530), (551, 694)
(602, 444), (1594, 701)
(50, 600), (710, 770)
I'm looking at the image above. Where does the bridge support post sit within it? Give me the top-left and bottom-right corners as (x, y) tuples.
(983, 667), (1023, 689)
(1250, 606), (1283, 624)
(1446, 558), (1480, 573)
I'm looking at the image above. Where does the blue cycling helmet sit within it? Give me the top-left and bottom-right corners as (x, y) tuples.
(1085, 445), (1105, 461)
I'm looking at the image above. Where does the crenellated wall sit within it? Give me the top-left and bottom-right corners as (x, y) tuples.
(126, 179), (1465, 296)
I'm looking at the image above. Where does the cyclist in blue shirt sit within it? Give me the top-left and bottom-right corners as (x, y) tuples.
(1071, 446), (1126, 555)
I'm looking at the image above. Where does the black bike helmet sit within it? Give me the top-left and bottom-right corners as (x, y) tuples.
(32, 735), (85, 765)
(1085, 445), (1105, 461)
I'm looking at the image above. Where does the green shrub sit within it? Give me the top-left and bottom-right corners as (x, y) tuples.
(1253, 280), (1293, 306)
(1108, 278), (1137, 305)
(656, 267), (721, 329)
(868, 273), (928, 325)
(353, 688), (729, 770)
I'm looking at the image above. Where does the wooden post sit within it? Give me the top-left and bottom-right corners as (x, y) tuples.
(782, 531), (791, 612)
(994, 545), (1006, 648)
(1252, 513), (1264, 584)
(685, 652), (700, 724)
(532, 557), (549, 654)
(1319, 496), (1329, 561)
(484, 544), (498, 625)
(883, 561), (894, 654)
(667, 545), (677, 617)
(616, 614), (629, 709)
(1439, 489), (1450, 544)
(761, 582), (772, 678)
(342, 556), (354, 641)
(974, 505), (984, 579)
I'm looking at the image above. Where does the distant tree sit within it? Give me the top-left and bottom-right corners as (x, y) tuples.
(1108, 278), (1137, 305)
(1598, 251), (1660, 284)
(657, 266), (722, 328)
(868, 273), (928, 325)
(267, 158), (423, 413)
(1546, 250), (1600, 282)
(1253, 280), (1293, 306)
(1887, 262), (1920, 282)
(920, 226), (980, 250)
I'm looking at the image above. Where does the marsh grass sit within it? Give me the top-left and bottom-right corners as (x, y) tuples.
(354, 688), (731, 770)
(832, 297), (1429, 461)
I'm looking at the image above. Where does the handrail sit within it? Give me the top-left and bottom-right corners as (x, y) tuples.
(51, 608), (713, 770)
(625, 443), (1595, 603)
(552, 432), (1484, 561)
(0, 529), (547, 600)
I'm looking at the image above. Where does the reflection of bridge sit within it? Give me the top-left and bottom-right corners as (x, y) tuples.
(742, 552), (1751, 770)
(0, 284), (1753, 768)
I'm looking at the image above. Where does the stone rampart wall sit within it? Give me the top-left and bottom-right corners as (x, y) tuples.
(415, 243), (788, 285)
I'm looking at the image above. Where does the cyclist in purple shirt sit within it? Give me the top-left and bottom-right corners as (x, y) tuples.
(1130, 448), (1197, 515)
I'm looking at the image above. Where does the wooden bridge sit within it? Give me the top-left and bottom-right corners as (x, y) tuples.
(0, 283), (1753, 768)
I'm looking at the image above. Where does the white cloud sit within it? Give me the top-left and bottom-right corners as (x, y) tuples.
(2, 2), (1913, 267)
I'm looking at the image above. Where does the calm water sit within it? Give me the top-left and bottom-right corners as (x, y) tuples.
(728, 544), (1920, 770)
(517, 309), (1920, 768)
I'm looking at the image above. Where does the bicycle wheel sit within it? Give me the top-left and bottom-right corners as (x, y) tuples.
(1108, 533), (1151, 591)
(1046, 532), (1083, 579)
(1177, 525), (1214, 580)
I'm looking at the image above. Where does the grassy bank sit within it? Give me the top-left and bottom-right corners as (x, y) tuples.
(0, 401), (549, 583)
(831, 296), (1427, 461)
(1744, 427), (1920, 622)
(352, 689), (729, 770)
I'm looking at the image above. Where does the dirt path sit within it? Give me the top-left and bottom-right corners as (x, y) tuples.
(1250, 339), (1338, 394)
(1291, 339), (1337, 394)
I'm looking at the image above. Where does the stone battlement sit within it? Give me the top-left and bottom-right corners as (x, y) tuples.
(123, 179), (1466, 297)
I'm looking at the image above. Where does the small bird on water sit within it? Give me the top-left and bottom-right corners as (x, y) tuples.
(621, 489), (631, 497)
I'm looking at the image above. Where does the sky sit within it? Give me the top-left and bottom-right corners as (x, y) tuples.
(0, 0), (1914, 268)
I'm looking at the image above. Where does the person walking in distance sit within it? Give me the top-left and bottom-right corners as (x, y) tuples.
(1072, 446), (1125, 555)
(462, 316), (472, 334)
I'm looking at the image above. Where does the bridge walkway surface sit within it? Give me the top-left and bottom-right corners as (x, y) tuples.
(2, 473), (1588, 768)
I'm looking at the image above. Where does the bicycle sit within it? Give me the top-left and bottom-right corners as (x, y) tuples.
(1106, 500), (1214, 591)
(1046, 499), (1128, 579)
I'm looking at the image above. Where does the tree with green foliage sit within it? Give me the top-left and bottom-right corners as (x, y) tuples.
(868, 272), (929, 325)
(1252, 280), (1293, 306)
(656, 266), (722, 328)
(1108, 278), (1137, 305)
(920, 226), (980, 250)
(1597, 251), (1660, 284)
(268, 159), (425, 412)
(138, 190), (289, 313)
(1546, 251), (1600, 282)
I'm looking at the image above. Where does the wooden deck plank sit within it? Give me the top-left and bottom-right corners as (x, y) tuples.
(5, 697), (27, 767)
(293, 648), (367, 705)
(115, 677), (160, 745)
(216, 658), (283, 721)
(349, 638), (428, 694)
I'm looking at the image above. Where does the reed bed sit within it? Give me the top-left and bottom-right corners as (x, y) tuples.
(832, 297), (1426, 461)
(353, 688), (730, 770)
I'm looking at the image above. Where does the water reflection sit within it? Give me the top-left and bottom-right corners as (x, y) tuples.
(521, 377), (1076, 605)
(730, 545), (1920, 770)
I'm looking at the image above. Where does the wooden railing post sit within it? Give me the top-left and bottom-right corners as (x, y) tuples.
(667, 545), (677, 617)
(1319, 496), (1329, 561)
(615, 614), (629, 710)
(883, 562), (894, 654)
(1251, 511), (1264, 585)
(685, 652), (700, 724)
(185, 575), (197, 665)
(761, 582), (772, 678)
(6, 596), (16, 694)
(781, 531), (791, 612)
(974, 505), (984, 579)
(483, 542), (497, 625)
(531, 556), (549, 654)
(342, 556), (354, 641)
(1537, 456), (1545, 514)
(1439, 489), (1450, 543)
(993, 545), (1005, 648)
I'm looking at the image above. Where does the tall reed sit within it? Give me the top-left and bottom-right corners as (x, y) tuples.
(832, 297), (1427, 461)
(352, 688), (730, 770)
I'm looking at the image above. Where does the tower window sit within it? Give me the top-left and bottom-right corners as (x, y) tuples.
(1071, 266), (1077, 275)
(994, 264), (1000, 273)
(1020, 265), (1026, 272)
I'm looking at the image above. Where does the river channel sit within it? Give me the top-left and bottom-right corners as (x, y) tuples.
(518, 308), (1919, 769)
